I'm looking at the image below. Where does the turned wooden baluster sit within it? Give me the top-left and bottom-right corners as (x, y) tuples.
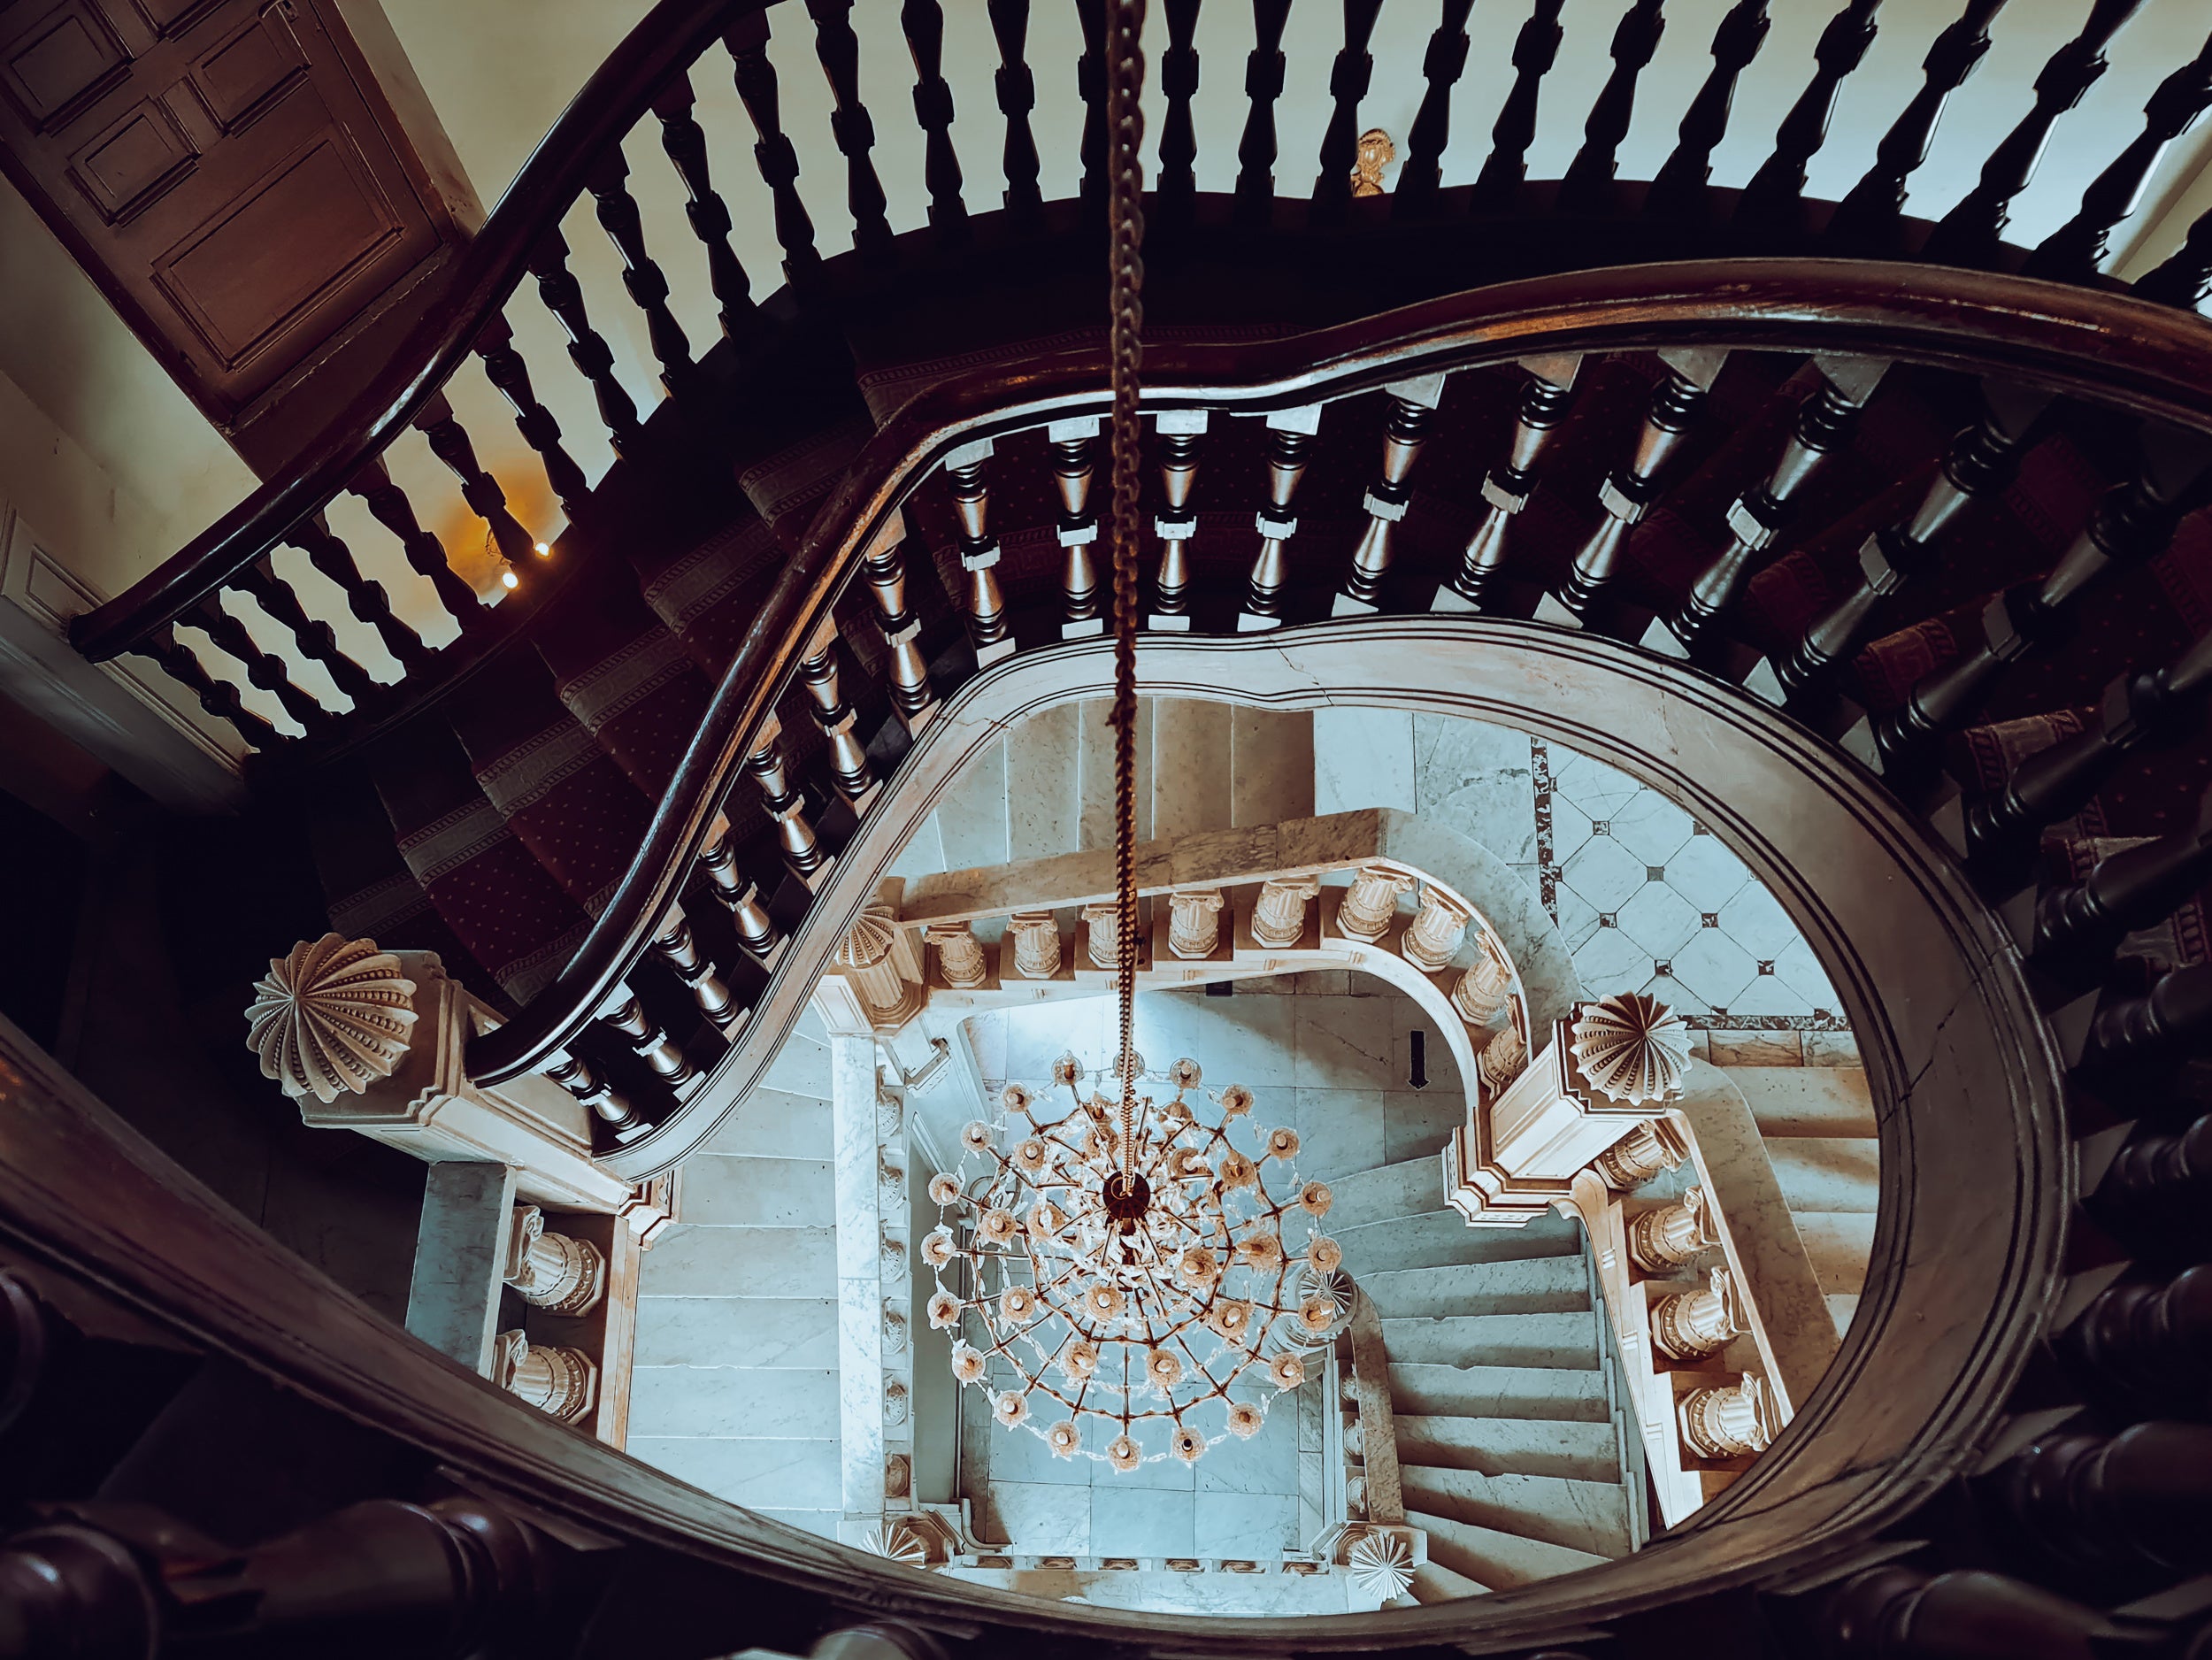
(2094, 1115), (2212, 1241)
(799, 623), (877, 803)
(1233, 0), (1295, 224)
(1821, 1564), (2117, 1658)
(807, 0), (894, 263)
(726, 13), (825, 292)
(1555, 0), (1667, 215)
(1391, 0), (1472, 218)
(1734, 0), (1882, 228)
(525, 230), (641, 452)
(941, 439), (1012, 666)
(228, 557), (380, 710)
(1050, 417), (1103, 637)
(473, 316), (590, 523)
(1075, 0), (1107, 206)
(987, 0), (1044, 228)
(413, 392), (536, 574)
(1968, 639), (2212, 884)
(1825, 0), (2007, 250)
(349, 456), (486, 629)
(540, 1045), (643, 1140)
(2030, 788), (2212, 981)
(1155, 0), (1202, 227)
(2026, 27), (2212, 282)
(142, 625), (280, 749)
(596, 986), (695, 1088)
(1749, 381), (2051, 708)
(652, 70), (758, 341)
(1923, 0), (2143, 266)
(718, 875), (785, 963)
(1436, 357), (1581, 613)
(1149, 411), (1206, 629)
(748, 720), (826, 880)
(864, 515), (935, 730)
(2134, 204), (2212, 311)
(1997, 1422), (2212, 1578)
(1655, 357), (1887, 662)
(191, 593), (327, 735)
(1310, 0), (1384, 224)
(1548, 350), (1728, 626)
(583, 149), (694, 394)
(901, 0), (967, 242)
(650, 909), (738, 1031)
(1867, 428), (2212, 780)
(1646, 0), (1772, 220)
(1239, 407), (1320, 630)
(288, 512), (429, 674)
(1335, 379), (1444, 616)
(1469, 0), (1566, 212)
(2070, 1263), (2212, 1399)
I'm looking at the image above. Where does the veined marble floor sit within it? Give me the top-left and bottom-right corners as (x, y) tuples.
(1316, 710), (1848, 1032)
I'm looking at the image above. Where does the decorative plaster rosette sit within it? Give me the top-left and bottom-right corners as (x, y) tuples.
(1346, 1530), (1416, 1600)
(245, 934), (418, 1103)
(1570, 991), (1692, 1104)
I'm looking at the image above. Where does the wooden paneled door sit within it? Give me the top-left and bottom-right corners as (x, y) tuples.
(0, 0), (479, 473)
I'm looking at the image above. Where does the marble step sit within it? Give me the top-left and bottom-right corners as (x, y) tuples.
(677, 1153), (835, 1227)
(1400, 1464), (1633, 1559)
(1387, 1362), (1610, 1423)
(1768, 1138), (1880, 1214)
(1380, 1311), (1601, 1370)
(702, 1087), (835, 1159)
(1336, 1208), (1584, 1276)
(1827, 1291), (1861, 1335)
(1394, 1413), (1622, 1485)
(1325, 1155), (1448, 1231)
(1407, 1507), (1611, 1591)
(1794, 1210), (1876, 1293)
(1408, 1559), (1490, 1602)
(1360, 1257), (1592, 1320)
(1728, 1065), (1876, 1137)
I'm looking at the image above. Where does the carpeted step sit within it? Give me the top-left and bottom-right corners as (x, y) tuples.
(1386, 1363), (1609, 1424)
(1379, 1312), (1601, 1370)
(1406, 1507), (1611, 1591)
(1399, 1464), (1634, 1559)
(1392, 1413), (1621, 1485)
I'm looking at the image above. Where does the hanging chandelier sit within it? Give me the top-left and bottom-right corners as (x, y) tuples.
(924, 1054), (1345, 1468)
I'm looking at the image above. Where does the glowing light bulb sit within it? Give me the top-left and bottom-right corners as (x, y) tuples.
(533, 541), (550, 557)
(500, 570), (518, 590)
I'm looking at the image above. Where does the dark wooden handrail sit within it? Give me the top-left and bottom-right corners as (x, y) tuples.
(464, 256), (2212, 1086)
(66, 0), (764, 666)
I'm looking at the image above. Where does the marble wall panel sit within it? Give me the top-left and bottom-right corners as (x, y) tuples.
(1231, 706), (1316, 828)
(1153, 696), (1234, 840)
(1008, 702), (1081, 863)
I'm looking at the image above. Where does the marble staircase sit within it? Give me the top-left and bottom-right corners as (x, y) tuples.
(1726, 1066), (1879, 1337)
(1326, 1159), (1640, 1601)
(624, 1007), (844, 1537)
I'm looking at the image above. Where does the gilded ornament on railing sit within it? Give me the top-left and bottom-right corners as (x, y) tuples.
(1349, 128), (1395, 198)
(244, 934), (418, 1103)
(1571, 992), (1692, 1103)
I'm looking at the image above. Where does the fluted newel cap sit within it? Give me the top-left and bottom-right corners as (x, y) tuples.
(245, 934), (418, 1103)
(833, 903), (901, 969)
(1346, 1528), (1414, 1599)
(1571, 992), (1692, 1104)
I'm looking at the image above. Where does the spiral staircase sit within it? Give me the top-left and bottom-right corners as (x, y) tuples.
(6, 0), (2212, 1654)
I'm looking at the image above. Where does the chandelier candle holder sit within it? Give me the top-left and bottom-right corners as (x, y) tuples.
(925, 1052), (1342, 1471)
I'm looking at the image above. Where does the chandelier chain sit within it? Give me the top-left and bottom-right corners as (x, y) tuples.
(1105, 0), (1148, 1179)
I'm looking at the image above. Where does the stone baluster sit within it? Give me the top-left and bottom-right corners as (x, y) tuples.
(472, 315), (591, 523)
(1468, 0), (1566, 211)
(142, 626), (280, 750)
(1391, 0), (1473, 216)
(2081, 964), (2212, 1075)
(1733, 0), (1880, 227)
(1400, 888), (1470, 972)
(1049, 416), (1103, 637)
(1747, 381), (2053, 709)
(1543, 350), (1728, 628)
(1007, 911), (1063, 979)
(987, 0), (1044, 229)
(582, 148), (695, 394)
(1628, 1186), (1713, 1272)
(502, 1205), (607, 1317)
(2070, 1264), (2212, 1408)
(1825, 0), (2006, 252)
(524, 230), (641, 451)
(1239, 408), (1321, 630)
(924, 922), (987, 989)
(1595, 1116), (1691, 1191)
(1168, 889), (1225, 959)
(833, 904), (924, 1030)
(1335, 865), (1416, 944)
(941, 438), (1012, 665)
(1251, 875), (1321, 949)
(1865, 430), (2212, 781)
(414, 391), (537, 573)
(1555, 0), (1668, 215)
(899, 0), (967, 241)
(652, 68), (757, 341)
(745, 719), (826, 882)
(1651, 357), (1890, 664)
(595, 988), (694, 1088)
(1081, 901), (1125, 970)
(540, 1045), (645, 1141)
(650, 909), (739, 1031)
(1308, 0), (1384, 226)
(1643, 0), (1772, 220)
(289, 512), (429, 674)
(862, 513), (936, 732)
(1451, 949), (1512, 1026)
(796, 625), (876, 806)
(726, 12), (824, 293)
(1148, 411), (1206, 630)
(1651, 1264), (1744, 1360)
(1334, 380), (1445, 616)
(1232, 0), (1295, 223)
(493, 1329), (597, 1423)
(1475, 1025), (1526, 1094)
(1678, 1372), (1775, 1458)
(1435, 357), (1581, 612)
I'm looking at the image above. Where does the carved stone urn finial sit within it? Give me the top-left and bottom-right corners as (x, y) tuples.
(1570, 991), (1692, 1104)
(244, 934), (418, 1103)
